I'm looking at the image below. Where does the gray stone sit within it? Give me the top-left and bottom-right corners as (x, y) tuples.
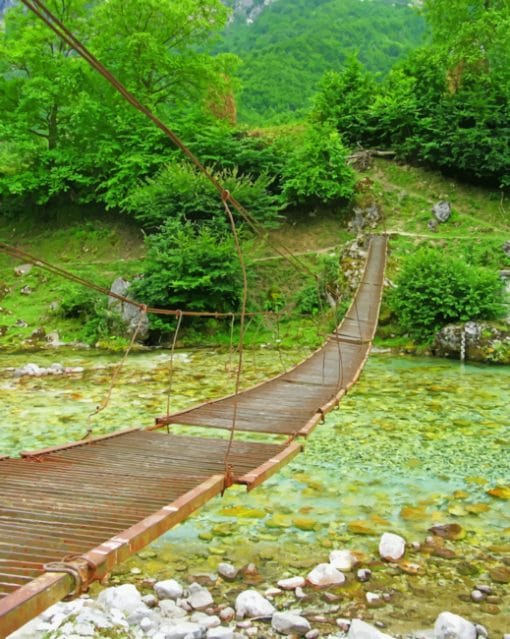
(471, 590), (484, 603)
(277, 576), (305, 590)
(347, 619), (396, 639)
(142, 593), (158, 608)
(219, 607), (235, 622)
(207, 628), (234, 639)
(474, 624), (488, 638)
(109, 277), (149, 341)
(20, 285), (33, 295)
(502, 240), (510, 257)
(433, 201), (452, 223)
(159, 599), (188, 619)
(329, 549), (358, 571)
(163, 621), (206, 639)
(97, 584), (142, 614)
(434, 612), (477, 639)
(307, 563), (345, 587)
(357, 568), (372, 582)
(191, 612), (220, 629)
(155, 579), (184, 601)
(306, 630), (321, 639)
(218, 562), (238, 581)
(272, 611), (311, 636)
(235, 590), (275, 619)
(188, 587), (214, 610)
(379, 532), (406, 561)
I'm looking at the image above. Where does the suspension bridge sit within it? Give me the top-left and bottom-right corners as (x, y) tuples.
(0, 235), (386, 637)
(0, 1), (390, 635)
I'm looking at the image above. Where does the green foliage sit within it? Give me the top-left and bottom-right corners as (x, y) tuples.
(295, 253), (344, 315)
(280, 124), (356, 208)
(129, 218), (244, 323)
(217, 0), (425, 123)
(124, 161), (282, 230)
(389, 249), (505, 341)
(0, 0), (236, 207)
(312, 57), (378, 147)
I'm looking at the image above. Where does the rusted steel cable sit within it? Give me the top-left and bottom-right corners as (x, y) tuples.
(166, 311), (184, 419)
(221, 195), (248, 474)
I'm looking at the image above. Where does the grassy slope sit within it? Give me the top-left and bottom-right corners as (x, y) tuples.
(1, 161), (509, 350)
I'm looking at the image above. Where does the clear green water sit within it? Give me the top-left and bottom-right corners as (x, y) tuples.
(1, 350), (509, 634)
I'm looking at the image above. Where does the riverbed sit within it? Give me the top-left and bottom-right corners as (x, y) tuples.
(1, 349), (509, 635)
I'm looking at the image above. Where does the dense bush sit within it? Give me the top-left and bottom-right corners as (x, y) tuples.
(280, 124), (356, 208)
(129, 217), (244, 321)
(124, 161), (282, 231)
(389, 249), (505, 341)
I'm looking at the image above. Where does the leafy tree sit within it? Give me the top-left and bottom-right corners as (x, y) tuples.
(129, 217), (244, 319)
(389, 248), (505, 341)
(312, 57), (378, 147)
(0, 0), (236, 207)
(280, 123), (356, 208)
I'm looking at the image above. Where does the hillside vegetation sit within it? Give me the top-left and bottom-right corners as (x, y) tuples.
(0, 0), (509, 356)
(217, 0), (425, 122)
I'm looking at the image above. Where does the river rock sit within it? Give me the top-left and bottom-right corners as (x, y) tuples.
(155, 579), (184, 600)
(219, 606), (235, 622)
(307, 563), (346, 587)
(277, 576), (306, 590)
(347, 618), (395, 639)
(272, 611), (311, 636)
(109, 277), (149, 341)
(329, 549), (358, 571)
(434, 612), (476, 639)
(350, 203), (381, 234)
(434, 321), (510, 364)
(379, 532), (406, 561)
(163, 621), (206, 639)
(188, 586), (214, 610)
(235, 590), (275, 619)
(503, 241), (510, 256)
(159, 599), (188, 619)
(218, 562), (238, 581)
(97, 584), (143, 614)
(432, 201), (452, 222)
(207, 628), (234, 639)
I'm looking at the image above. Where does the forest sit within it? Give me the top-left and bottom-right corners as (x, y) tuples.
(0, 0), (509, 351)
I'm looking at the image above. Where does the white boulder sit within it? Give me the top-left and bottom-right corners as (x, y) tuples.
(277, 576), (306, 590)
(235, 590), (275, 619)
(378, 532), (406, 562)
(97, 584), (143, 614)
(272, 611), (311, 636)
(307, 563), (346, 587)
(329, 550), (358, 572)
(347, 618), (396, 639)
(154, 579), (184, 600)
(434, 612), (477, 639)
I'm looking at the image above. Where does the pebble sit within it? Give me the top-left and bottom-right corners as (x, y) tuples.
(218, 562), (239, 581)
(329, 549), (358, 571)
(307, 563), (346, 587)
(306, 630), (321, 639)
(154, 578), (184, 600)
(235, 590), (275, 619)
(379, 532), (406, 562)
(207, 628), (234, 639)
(188, 587), (214, 610)
(357, 568), (372, 582)
(470, 590), (484, 603)
(272, 611), (311, 636)
(219, 606), (235, 622)
(278, 576), (306, 590)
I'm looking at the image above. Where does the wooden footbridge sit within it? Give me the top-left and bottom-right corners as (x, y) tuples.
(0, 236), (386, 637)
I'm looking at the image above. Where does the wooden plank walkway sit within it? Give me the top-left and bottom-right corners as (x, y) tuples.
(0, 235), (387, 638)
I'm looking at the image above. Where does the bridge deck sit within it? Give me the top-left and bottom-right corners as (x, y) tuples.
(157, 236), (387, 437)
(0, 235), (387, 638)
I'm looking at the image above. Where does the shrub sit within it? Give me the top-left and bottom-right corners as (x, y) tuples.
(124, 161), (282, 231)
(129, 217), (244, 322)
(280, 123), (356, 209)
(389, 248), (505, 341)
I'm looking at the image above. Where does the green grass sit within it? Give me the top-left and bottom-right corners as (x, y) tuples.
(1, 159), (508, 350)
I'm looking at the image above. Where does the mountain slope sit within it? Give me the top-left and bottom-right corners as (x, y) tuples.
(218, 0), (425, 123)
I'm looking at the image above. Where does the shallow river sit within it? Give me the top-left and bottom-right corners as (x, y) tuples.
(1, 349), (509, 634)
